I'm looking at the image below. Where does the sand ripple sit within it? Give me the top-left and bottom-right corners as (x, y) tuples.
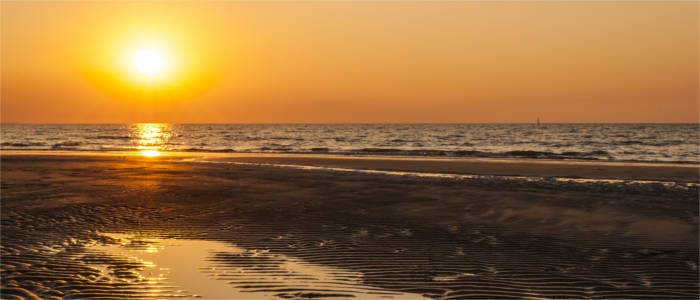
(2, 156), (697, 299)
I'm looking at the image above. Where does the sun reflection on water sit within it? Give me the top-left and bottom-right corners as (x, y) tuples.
(135, 123), (170, 157)
(85, 233), (425, 299)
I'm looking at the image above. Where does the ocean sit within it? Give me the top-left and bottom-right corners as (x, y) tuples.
(1, 123), (698, 163)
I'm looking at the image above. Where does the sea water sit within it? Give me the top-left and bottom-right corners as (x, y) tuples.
(1, 123), (698, 163)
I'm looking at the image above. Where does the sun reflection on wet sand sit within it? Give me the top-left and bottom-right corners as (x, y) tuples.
(135, 123), (170, 157)
(140, 150), (161, 157)
(86, 233), (426, 299)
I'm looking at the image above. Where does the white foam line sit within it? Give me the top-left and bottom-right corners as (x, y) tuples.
(183, 159), (699, 190)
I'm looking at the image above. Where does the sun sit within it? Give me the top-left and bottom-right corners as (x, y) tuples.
(85, 32), (219, 102)
(132, 48), (165, 76)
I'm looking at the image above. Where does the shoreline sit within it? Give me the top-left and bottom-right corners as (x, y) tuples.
(2, 150), (698, 183)
(1, 148), (698, 165)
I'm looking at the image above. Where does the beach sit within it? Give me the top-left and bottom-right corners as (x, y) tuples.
(1, 152), (698, 299)
(4, 0), (699, 298)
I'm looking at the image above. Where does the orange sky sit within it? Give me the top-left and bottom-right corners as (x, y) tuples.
(2, 1), (698, 123)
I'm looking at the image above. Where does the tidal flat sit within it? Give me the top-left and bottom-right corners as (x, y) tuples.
(1, 154), (698, 299)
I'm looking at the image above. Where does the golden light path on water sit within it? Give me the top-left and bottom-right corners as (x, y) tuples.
(136, 123), (169, 157)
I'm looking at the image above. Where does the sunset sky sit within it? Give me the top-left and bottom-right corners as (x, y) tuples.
(2, 1), (698, 124)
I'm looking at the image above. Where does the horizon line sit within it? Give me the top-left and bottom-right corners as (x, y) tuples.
(1, 122), (699, 125)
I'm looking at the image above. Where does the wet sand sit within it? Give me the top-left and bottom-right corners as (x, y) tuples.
(1, 153), (698, 299)
(204, 153), (700, 183)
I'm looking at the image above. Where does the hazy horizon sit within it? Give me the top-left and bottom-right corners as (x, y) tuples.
(2, 122), (699, 125)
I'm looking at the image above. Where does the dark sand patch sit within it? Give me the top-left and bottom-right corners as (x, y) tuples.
(1, 154), (698, 299)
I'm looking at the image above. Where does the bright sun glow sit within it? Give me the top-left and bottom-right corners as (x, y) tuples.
(132, 48), (165, 75)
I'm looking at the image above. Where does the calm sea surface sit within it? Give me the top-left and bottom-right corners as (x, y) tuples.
(1, 124), (698, 163)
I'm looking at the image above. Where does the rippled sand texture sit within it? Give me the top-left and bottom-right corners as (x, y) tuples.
(2, 155), (698, 299)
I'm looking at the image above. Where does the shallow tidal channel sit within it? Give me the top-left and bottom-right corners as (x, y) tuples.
(83, 233), (425, 299)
